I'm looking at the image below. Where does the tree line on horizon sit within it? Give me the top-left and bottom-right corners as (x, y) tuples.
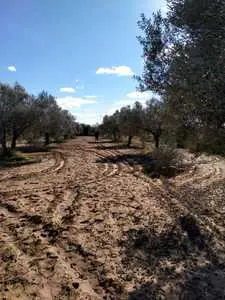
(0, 82), (77, 154)
(101, 0), (225, 154)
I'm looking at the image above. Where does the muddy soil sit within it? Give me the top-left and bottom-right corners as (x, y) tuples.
(0, 137), (225, 299)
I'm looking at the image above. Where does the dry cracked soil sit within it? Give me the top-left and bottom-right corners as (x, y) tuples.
(0, 137), (225, 299)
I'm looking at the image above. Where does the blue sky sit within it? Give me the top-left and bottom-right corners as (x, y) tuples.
(0, 0), (167, 124)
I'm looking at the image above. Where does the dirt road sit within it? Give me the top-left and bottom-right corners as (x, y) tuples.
(1, 137), (225, 299)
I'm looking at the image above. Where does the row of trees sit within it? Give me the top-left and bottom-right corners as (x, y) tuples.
(101, 99), (164, 148)
(76, 123), (97, 136)
(0, 82), (76, 154)
(102, 0), (225, 153)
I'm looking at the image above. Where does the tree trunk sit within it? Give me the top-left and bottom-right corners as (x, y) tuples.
(127, 136), (133, 147)
(112, 131), (117, 142)
(176, 125), (187, 148)
(0, 126), (8, 155)
(11, 128), (18, 151)
(154, 134), (160, 148)
(45, 132), (50, 145)
(11, 135), (17, 151)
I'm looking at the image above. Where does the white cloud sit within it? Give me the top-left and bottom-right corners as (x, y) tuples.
(84, 95), (97, 99)
(73, 112), (102, 125)
(60, 87), (75, 93)
(107, 99), (140, 115)
(115, 99), (136, 106)
(106, 101), (128, 116)
(75, 79), (80, 82)
(126, 91), (152, 100)
(56, 96), (96, 110)
(8, 65), (16, 72)
(96, 66), (134, 77)
(106, 91), (153, 116)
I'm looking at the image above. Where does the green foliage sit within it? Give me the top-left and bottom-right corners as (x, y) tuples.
(119, 102), (144, 146)
(101, 99), (166, 148)
(187, 128), (225, 155)
(167, 0), (225, 131)
(101, 102), (144, 147)
(76, 123), (96, 136)
(136, 1), (225, 155)
(0, 83), (77, 154)
(101, 111), (120, 141)
(136, 12), (172, 94)
(143, 98), (165, 147)
(32, 91), (76, 144)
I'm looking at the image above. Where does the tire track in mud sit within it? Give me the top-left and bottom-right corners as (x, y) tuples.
(177, 162), (224, 187)
(52, 186), (125, 298)
(0, 146), (106, 234)
(12, 143), (223, 240)
(98, 148), (134, 175)
(130, 164), (225, 246)
(0, 215), (89, 298)
(0, 188), (121, 299)
(72, 145), (134, 182)
(88, 144), (225, 244)
(1, 184), (125, 299)
(123, 162), (225, 245)
(8, 148), (224, 246)
(67, 146), (119, 183)
(0, 157), (125, 299)
(0, 142), (150, 299)
(2, 141), (224, 242)
(0, 151), (65, 183)
(1, 139), (225, 299)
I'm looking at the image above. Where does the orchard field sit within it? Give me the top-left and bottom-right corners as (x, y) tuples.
(1, 137), (225, 299)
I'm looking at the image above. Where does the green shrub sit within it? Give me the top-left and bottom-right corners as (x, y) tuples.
(144, 146), (182, 178)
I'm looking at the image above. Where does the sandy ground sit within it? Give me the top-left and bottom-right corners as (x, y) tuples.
(0, 137), (225, 299)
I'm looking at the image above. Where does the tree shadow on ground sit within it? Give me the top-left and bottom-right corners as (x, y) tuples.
(96, 143), (143, 150)
(121, 225), (225, 299)
(96, 153), (152, 167)
(128, 264), (225, 300)
(88, 140), (115, 144)
(16, 145), (56, 153)
(120, 226), (191, 269)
